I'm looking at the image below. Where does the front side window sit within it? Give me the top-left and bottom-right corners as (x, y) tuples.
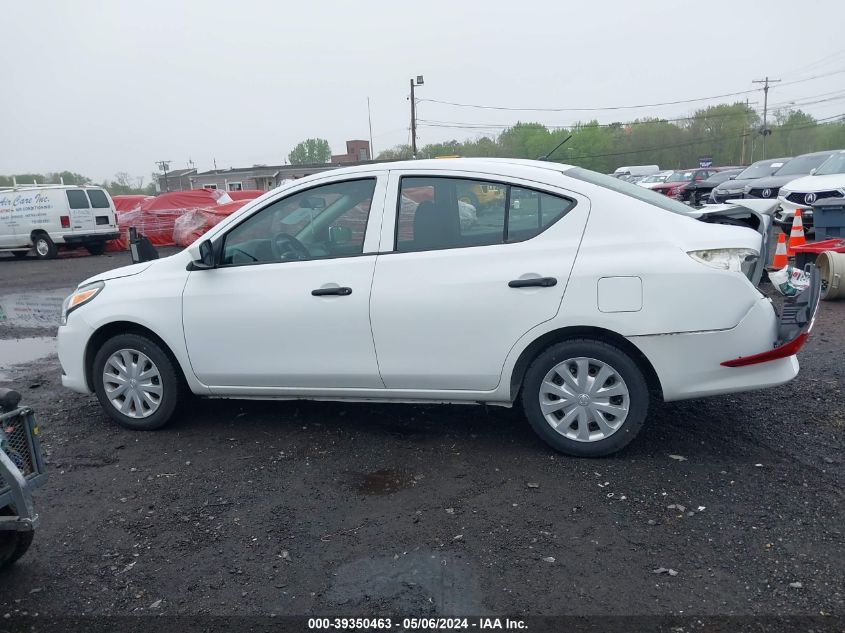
(87, 189), (111, 209)
(66, 190), (89, 209)
(396, 176), (574, 252)
(222, 178), (376, 266)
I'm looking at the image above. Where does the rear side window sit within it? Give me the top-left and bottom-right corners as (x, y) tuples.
(66, 190), (90, 209)
(396, 176), (574, 253)
(87, 189), (111, 209)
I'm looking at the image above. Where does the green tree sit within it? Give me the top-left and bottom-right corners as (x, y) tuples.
(288, 138), (332, 165)
(377, 144), (413, 160)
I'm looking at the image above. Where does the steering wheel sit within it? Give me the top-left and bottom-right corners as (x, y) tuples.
(272, 233), (311, 261)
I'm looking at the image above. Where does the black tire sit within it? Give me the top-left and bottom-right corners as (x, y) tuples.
(33, 233), (57, 260)
(0, 507), (34, 570)
(85, 243), (105, 256)
(92, 333), (183, 431)
(521, 338), (649, 457)
(11, 251), (28, 259)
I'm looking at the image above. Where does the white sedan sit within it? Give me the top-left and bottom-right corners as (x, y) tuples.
(56, 159), (820, 457)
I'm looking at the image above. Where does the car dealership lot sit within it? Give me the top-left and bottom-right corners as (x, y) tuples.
(0, 250), (842, 617)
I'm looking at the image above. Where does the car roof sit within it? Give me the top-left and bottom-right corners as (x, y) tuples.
(321, 157), (576, 178)
(0, 184), (104, 192)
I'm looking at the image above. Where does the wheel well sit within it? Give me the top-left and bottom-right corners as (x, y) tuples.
(30, 229), (48, 241)
(509, 326), (663, 402)
(84, 321), (186, 392)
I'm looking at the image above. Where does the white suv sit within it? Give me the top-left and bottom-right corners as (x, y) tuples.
(777, 150), (845, 230)
(56, 159), (819, 457)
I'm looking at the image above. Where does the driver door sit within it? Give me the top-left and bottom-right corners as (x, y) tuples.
(181, 174), (387, 391)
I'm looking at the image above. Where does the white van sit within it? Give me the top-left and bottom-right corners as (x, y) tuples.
(0, 185), (119, 259)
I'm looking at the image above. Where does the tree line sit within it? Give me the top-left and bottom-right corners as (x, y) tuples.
(379, 103), (845, 171)
(0, 171), (156, 196)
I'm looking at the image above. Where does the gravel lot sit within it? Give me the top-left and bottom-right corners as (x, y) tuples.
(0, 248), (842, 621)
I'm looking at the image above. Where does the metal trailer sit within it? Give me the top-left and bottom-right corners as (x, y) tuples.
(0, 388), (47, 569)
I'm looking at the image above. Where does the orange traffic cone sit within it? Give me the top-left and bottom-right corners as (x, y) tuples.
(787, 209), (806, 256)
(771, 232), (788, 268)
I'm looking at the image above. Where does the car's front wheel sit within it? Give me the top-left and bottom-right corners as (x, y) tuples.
(522, 338), (649, 457)
(92, 333), (182, 430)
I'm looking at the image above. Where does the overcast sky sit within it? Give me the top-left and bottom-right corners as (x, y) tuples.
(2, 0), (844, 183)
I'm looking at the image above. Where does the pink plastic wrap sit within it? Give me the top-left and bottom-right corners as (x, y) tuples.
(172, 200), (251, 247)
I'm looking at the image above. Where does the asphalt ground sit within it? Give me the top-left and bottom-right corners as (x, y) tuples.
(0, 245), (842, 626)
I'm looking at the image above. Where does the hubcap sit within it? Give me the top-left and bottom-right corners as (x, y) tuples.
(102, 349), (163, 419)
(538, 357), (630, 442)
(36, 239), (49, 256)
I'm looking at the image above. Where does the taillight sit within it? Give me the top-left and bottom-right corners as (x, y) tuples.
(720, 332), (809, 367)
(60, 215), (70, 228)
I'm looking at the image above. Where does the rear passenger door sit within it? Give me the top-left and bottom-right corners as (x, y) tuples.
(369, 171), (590, 391)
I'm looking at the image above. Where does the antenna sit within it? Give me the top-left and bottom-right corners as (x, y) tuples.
(537, 135), (573, 161)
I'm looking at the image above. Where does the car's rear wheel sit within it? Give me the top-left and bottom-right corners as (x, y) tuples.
(92, 333), (182, 431)
(33, 234), (57, 260)
(522, 338), (649, 457)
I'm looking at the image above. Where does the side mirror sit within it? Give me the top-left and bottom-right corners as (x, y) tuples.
(328, 225), (353, 245)
(809, 168), (817, 176)
(189, 239), (216, 270)
(729, 175), (736, 180)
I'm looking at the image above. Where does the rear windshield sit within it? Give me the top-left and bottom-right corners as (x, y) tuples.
(87, 189), (111, 209)
(565, 167), (693, 216)
(775, 153), (834, 176)
(737, 159), (786, 180)
(66, 190), (90, 209)
(665, 170), (695, 183)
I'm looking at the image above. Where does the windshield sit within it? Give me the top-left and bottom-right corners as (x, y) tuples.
(737, 160), (786, 180)
(565, 167), (694, 216)
(775, 153), (834, 176)
(666, 170), (694, 183)
(814, 152), (845, 176)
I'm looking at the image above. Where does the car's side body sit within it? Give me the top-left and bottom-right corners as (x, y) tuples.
(58, 159), (797, 417)
(777, 150), (845, 229)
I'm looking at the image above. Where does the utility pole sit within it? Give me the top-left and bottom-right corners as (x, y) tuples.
(367, 97), (375, 159)
(409, 75), (424, 158)
(155, 160), (171, 193)
(752, 76), (780, 159)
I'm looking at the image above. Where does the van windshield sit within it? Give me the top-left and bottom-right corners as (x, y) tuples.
(565, 167), (694, 216)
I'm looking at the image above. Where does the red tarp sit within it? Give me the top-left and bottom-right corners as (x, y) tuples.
(226, 190), (265, 201)
(108, 189), (234, 251)
(173, 200), (252, 247)
(112, 194), (152, 212)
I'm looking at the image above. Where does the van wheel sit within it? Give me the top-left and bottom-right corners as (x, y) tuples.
(12, 251), (28, 259)
(33, 234), (57, 260)
(85, 243), (105, 256)
(522, 338), (649, 457)
(92, 333), (183, 431)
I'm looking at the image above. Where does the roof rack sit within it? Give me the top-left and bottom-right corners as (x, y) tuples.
(0, 177), (94, 192)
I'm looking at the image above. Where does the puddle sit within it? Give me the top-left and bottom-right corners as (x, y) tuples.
(0, 337), (56, 380)
(357, 469), (412, 496)
(0, 289), (71, 329)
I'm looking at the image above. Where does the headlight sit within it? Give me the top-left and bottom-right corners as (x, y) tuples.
(60, 282), (104, 325)
(723, 188), (743, 195)
(687, 248), (758, 273)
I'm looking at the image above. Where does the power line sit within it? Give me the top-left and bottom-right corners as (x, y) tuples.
(417, 67), (845, 114)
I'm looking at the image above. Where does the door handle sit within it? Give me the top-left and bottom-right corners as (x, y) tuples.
(508, 277), (557, 288)
(311, 286), (352, 296)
